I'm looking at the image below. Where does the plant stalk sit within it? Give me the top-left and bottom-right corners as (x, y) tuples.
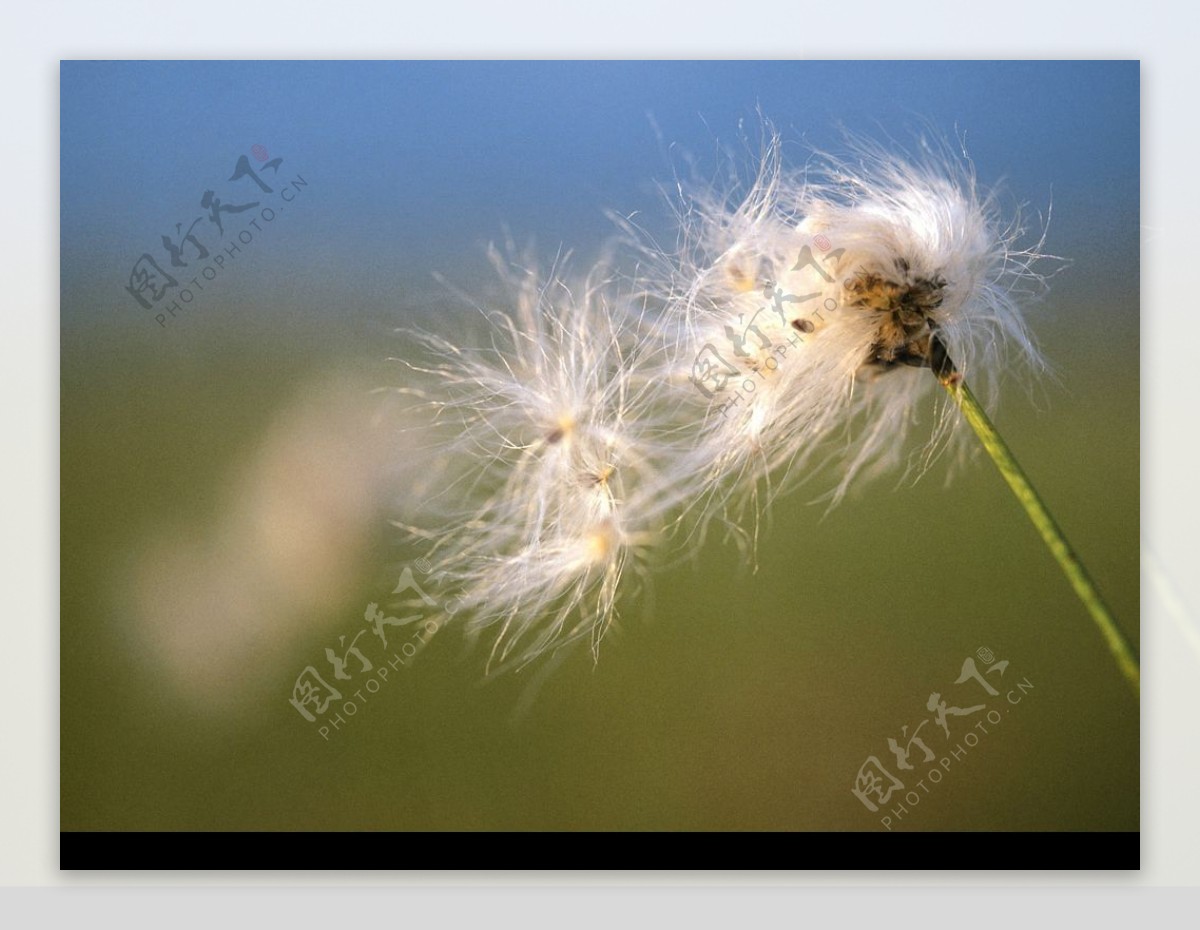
(930, 339), (1139, 696)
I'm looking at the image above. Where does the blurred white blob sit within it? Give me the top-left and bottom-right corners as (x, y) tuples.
(128, 373), (416, 710)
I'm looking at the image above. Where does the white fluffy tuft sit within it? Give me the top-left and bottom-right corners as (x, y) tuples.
(394, 126), (1059, 669)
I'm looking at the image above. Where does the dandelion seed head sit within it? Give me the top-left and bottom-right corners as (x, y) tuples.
(396, 249), (681, 669)
(630, 124), (1058, 516)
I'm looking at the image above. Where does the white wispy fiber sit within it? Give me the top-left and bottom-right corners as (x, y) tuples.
(629, 128), (1054, 519)
(396, 127), (1056, 669)
(395, 249), (687, 671)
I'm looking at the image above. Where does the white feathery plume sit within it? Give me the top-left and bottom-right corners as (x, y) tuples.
(627, 128), (1054, 522)
(394, 249), (685, 671)
(395, 127), (1061, 672)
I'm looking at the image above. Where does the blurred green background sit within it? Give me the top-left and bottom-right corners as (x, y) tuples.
(61, 61), (1138, 832)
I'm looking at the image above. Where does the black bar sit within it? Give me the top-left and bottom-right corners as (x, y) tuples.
(61, 831), (1140, 872)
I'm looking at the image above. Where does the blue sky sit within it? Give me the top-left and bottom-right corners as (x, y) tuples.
(60, 61), (1138, 326)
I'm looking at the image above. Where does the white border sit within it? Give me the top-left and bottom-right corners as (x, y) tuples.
(5, 0), (1196, 897)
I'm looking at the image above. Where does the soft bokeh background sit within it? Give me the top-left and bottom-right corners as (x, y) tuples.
(61, 61), (1138, 831)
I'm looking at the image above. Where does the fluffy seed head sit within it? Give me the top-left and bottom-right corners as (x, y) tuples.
(395, 249), (682, 671)
(629, 127), (1056, 515)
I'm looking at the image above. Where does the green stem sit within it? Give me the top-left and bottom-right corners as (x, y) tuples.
(933, 354), (1139, 696)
